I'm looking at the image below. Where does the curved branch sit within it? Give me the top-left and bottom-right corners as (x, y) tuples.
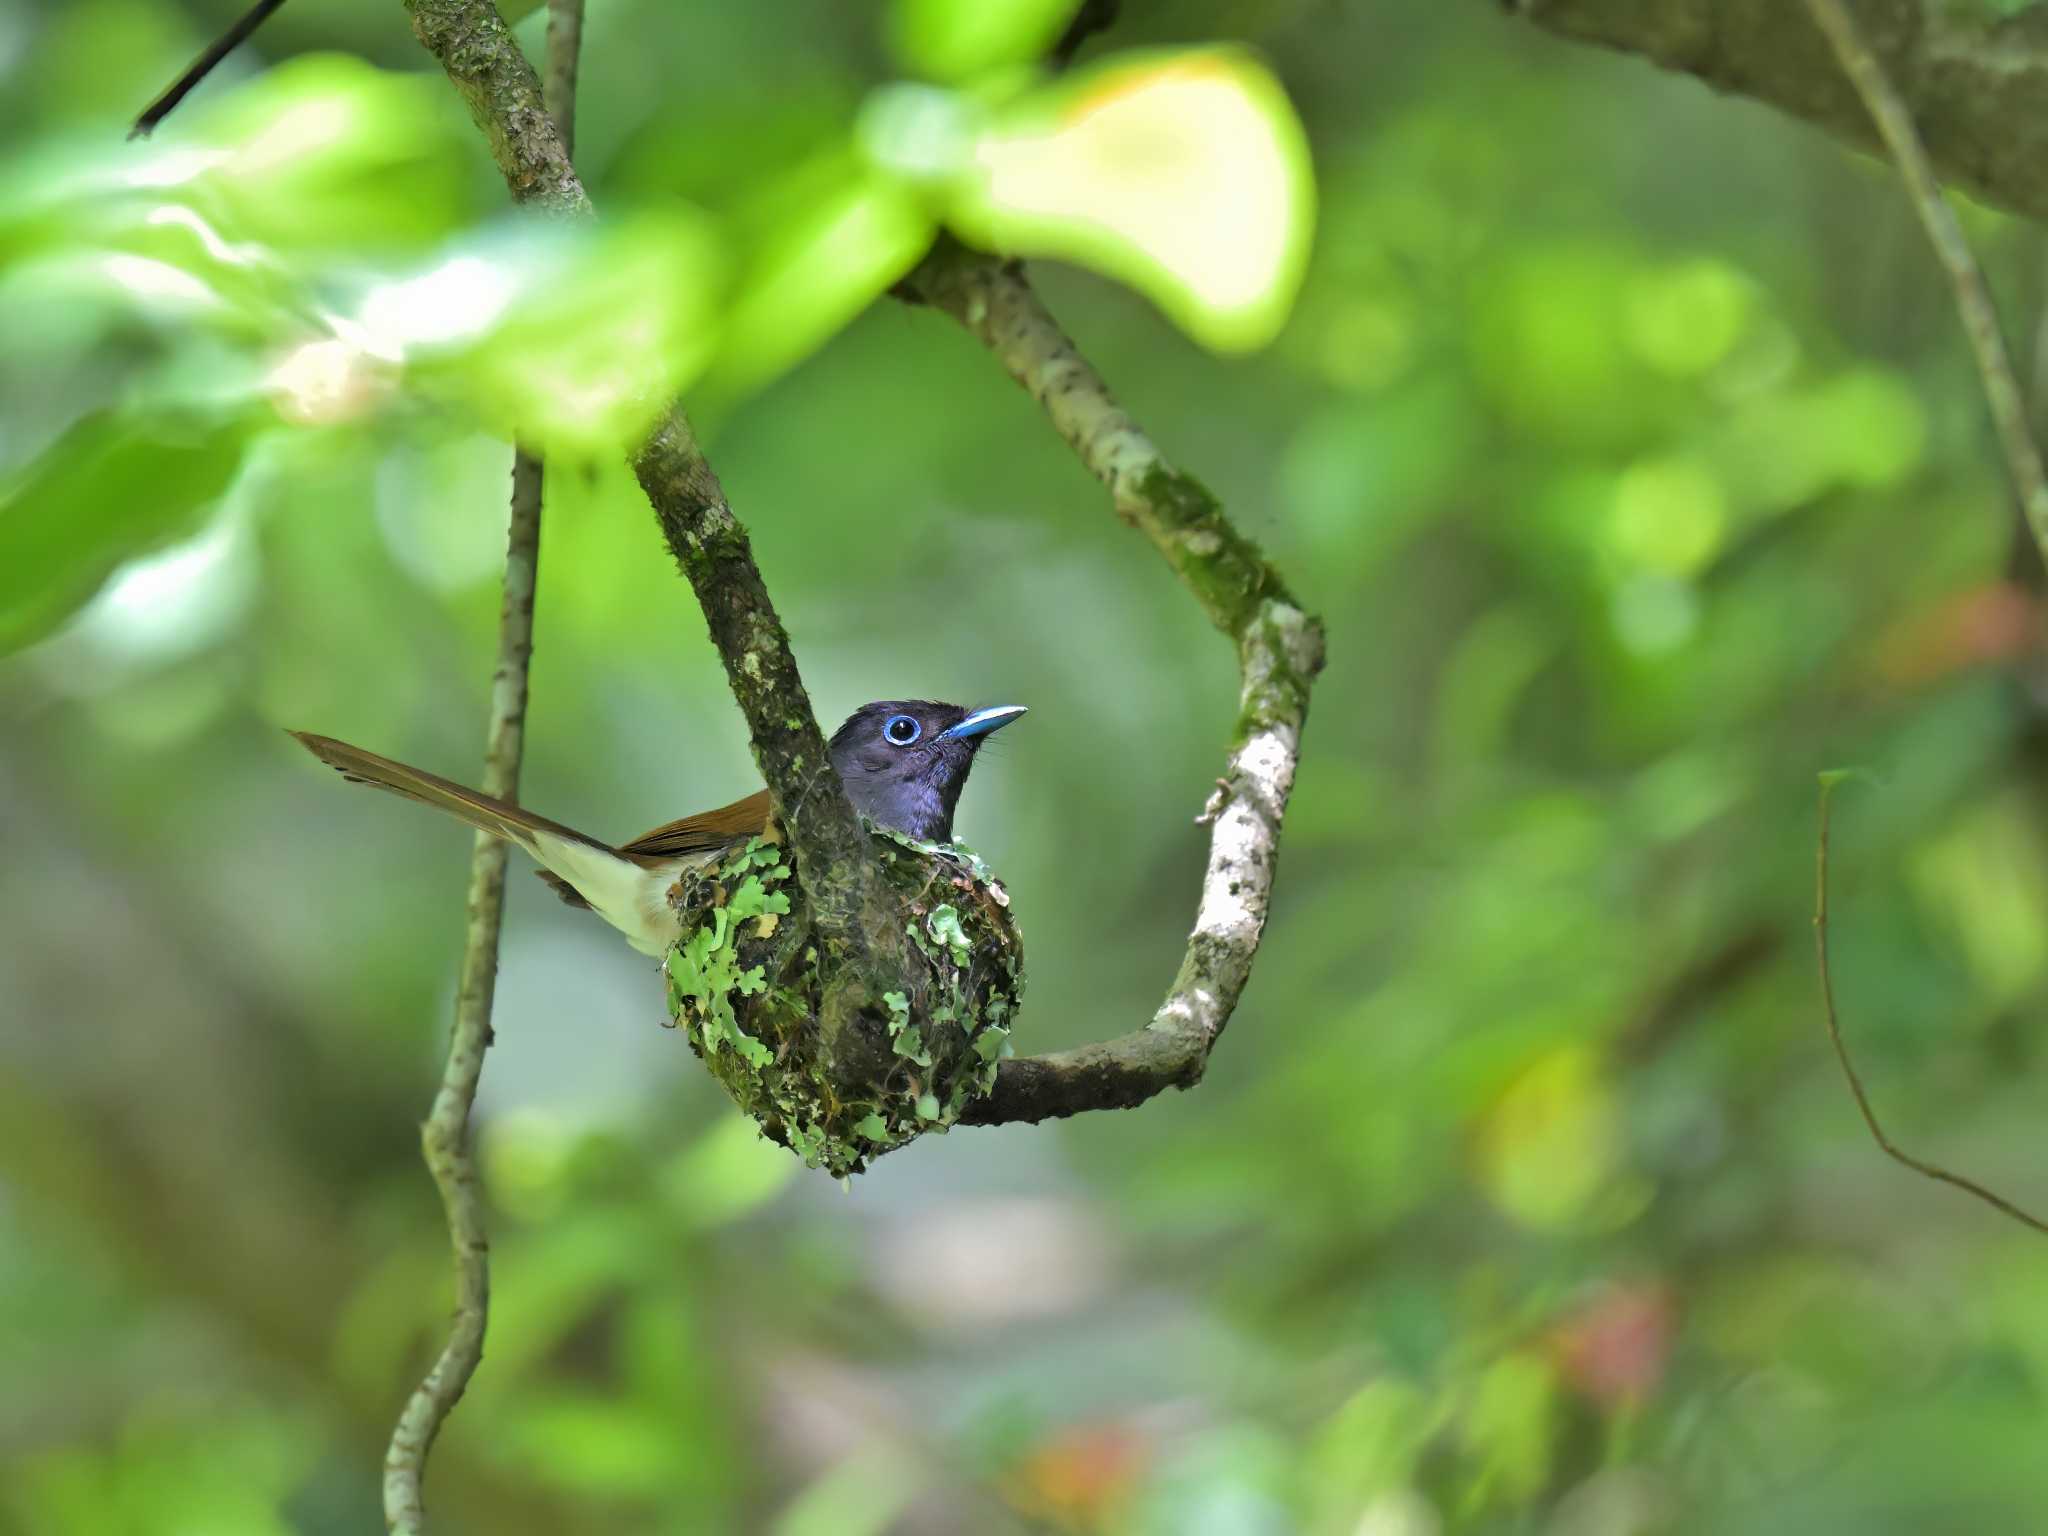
(402, 0), (888, 953)
(902, 245), (1325, 1124)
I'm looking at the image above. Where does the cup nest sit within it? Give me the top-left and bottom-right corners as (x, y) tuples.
(663, 830), (1023, 1177)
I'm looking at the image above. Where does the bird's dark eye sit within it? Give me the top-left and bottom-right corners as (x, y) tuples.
(884, 714), (921, 746)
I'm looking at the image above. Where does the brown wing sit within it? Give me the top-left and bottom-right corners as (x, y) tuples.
(620, 788), (774, 859)
(534, 790), (773, 910)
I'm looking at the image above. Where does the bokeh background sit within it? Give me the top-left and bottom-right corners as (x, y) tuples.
(7, 1), (2048, 1532)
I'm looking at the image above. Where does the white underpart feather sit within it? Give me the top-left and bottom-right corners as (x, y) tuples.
(527, 831), (700, 957)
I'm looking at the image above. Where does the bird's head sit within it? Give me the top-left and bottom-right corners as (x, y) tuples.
(828, 700), (1026, 843)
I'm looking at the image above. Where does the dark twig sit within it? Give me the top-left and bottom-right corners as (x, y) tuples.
(1800, 0), (2048, 569)
(380, 8), (578, 1532)
(1814, 776), (2048, 1237)
(129, 0), (288, 139)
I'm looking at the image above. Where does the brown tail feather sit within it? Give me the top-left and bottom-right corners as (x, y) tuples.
(289, 731), (621, 867)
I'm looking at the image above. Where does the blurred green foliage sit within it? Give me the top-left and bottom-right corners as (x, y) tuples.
(5, 1), (2048, 1533)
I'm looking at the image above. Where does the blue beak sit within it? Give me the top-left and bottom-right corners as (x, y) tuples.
(940, 704), (1028, 741)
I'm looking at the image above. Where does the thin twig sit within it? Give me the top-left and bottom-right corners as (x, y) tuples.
(381, 9), (580, 1532)
(1801, 0), (2048, 570)
(1813, 776), (2048, 1237)
(129, 0), (288, 139)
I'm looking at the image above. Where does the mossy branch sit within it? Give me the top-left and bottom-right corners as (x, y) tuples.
(401, 0), (890, 960)
(901, 243), (1326, 1123)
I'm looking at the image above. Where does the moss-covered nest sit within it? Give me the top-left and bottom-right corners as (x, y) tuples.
(662, 830), (1022, 1177)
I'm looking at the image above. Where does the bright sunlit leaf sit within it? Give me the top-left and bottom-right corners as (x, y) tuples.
(183, 54), (486, 254)
(0, 406), (254, 655)
(394, 209), (724, 456)
(948, 49), (1314, 352)
(887, 0), (1078, 82)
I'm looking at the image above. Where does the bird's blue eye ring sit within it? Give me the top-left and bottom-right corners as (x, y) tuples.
(884, 714), (921, 746)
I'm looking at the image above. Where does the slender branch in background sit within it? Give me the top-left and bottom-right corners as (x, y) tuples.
(1799, 0), (2048, 570)
(1813, 777), (2048, 1237)
(1797, 0), (2048, 1236)
(381, 7), (582, 1531)
(381, 454), (543, 1535)
(129, 0), (288, 138)
(900, 244), (1325, 1123)
(404, 0), (892, 966)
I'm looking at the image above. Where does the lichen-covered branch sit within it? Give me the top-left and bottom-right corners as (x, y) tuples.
(903, 244), (1325, 1123)
(402, 0), (888, 956)
(1503, 0), (2048, 227)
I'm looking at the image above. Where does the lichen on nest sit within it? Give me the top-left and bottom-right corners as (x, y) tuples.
(662, 828), (1023, 1177)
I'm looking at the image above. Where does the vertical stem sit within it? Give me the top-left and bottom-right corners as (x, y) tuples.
(382, 5), (581, 1528)
(381, 456), (541, 1533)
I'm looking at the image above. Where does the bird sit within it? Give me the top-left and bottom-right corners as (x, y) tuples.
(291, 700), (1027, 958)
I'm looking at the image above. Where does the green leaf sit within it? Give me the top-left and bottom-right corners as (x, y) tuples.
(182, 55), (486, 255)
(893, 1026), (932, 1067)
(399, 209), (725, 456)
(887, 0), (1077, 82)
(947, 48), (1315, 352)
(915, 1092), (942, 1122)
(972, 1025), (1010, 1064)
(699, 151), (935, 406)
(852, 1113), (892, 1143)
(0, 406), (252, 656)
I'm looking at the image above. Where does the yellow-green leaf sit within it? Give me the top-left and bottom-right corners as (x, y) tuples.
(949, 48), (1314, 352)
